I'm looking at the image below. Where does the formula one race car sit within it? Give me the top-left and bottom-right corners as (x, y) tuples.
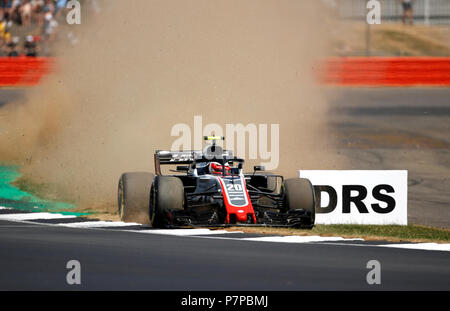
(118, 136), (316, 228)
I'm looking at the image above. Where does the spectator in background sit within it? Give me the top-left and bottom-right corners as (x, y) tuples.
(1, 26), (11, 42)
(10, 0), (22, 24)
(401, 0), (414, 25)
(1, 0), (13, 27)
(5, 35), (19, 56)
(0, 16), (7, 35)
(32, 0), (45, 25)
(0, 1), (11, 20)
(42, 0), (53, 15)
(54, 0), (67, 20)
(19, 0), (32, 26)
(42, 11), (57, 55)
(43, 11), (57, 40)
(24, 34), (37, 56)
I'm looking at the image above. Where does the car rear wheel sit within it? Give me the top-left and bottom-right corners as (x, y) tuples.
(118, 172), (155, 224)
(283, 178), (316, 229)
(150, 176), (185, 228)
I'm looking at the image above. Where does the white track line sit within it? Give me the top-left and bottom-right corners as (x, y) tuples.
(241, 236), (364, 243)
(0, 213), (76, 221)
(199, 236), (450, 252)
(0, 215), (220, 235)
(0, 213), (242, 235)
(54, 220), (243, 235)
(130, 228), (243, 236)
(60, 221), (142, 228)
(1, 208), (447, 250)
(378, 243), (450, 252)
(59, 222), (242, 235)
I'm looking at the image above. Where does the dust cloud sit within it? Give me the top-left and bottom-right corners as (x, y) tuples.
(0, 0), (340, 211)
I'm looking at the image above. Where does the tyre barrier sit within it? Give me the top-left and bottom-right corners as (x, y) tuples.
(318, 57), (450, 86)
(0, 57), (449, 87)
(0, 57), (53, 87)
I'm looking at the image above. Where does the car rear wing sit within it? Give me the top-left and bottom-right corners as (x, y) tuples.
(154, 150), (234, 175)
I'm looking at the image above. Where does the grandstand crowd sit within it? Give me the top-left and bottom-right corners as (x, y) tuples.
(0, 0), (98, 57)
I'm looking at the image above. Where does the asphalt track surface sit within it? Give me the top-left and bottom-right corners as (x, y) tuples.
(326, 87), (450, 228)
(0, 218), (449, 291)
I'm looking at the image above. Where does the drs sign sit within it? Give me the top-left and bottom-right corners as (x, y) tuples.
(299, 170), (408, 225)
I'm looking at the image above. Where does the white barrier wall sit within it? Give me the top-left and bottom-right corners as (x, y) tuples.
(299, 170), (408, 225)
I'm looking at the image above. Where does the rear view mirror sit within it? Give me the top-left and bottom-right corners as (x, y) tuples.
(253, 166), (265, 172)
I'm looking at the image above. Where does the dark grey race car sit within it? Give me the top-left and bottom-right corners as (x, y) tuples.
(118, 136), (316, 229)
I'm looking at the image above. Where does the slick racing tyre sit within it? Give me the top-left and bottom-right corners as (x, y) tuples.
(150, 176), (185, 228)
(118, 172), (155, 224)
(283, 178), (316, 229)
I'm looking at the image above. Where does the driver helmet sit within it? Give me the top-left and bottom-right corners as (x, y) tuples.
(209, 162), (231, 175)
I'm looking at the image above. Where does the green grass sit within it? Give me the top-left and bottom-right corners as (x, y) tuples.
(231, 224), (450, 243)
(12, 176), (75, 204)
(373, 29), (450, 56)
(12, 177), (54, 199)
(311, 224), (450, 242)
(332, 22), (450, 56)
